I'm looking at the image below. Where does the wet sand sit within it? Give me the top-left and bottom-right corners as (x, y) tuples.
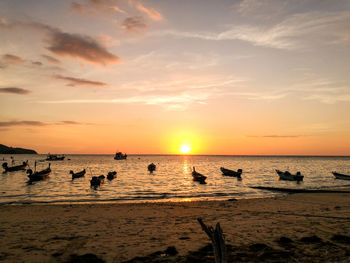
(1, 191), (350, 262)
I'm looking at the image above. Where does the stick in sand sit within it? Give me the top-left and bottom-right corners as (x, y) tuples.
(197, 218), (227, 263)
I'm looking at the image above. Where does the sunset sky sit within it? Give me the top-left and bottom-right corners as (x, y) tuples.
(0, 0), (350, 155)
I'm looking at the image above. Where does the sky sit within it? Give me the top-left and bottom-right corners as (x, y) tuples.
(0, 0), (350, 155)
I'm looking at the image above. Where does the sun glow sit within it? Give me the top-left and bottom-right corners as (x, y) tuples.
(180, 144), (191, 154)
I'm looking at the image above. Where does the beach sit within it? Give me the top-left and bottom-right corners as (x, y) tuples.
(1, 191), (350, 262)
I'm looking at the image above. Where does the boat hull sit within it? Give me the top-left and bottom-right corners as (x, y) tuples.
(332, 172), (350, 180)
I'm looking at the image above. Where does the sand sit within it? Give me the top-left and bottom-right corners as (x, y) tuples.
(1, 192), (350, 262)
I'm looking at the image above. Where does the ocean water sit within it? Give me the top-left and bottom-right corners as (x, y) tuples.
(1, 154), (350, 204)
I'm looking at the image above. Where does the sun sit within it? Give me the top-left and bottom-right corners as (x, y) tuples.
(180, 144), (191, 154)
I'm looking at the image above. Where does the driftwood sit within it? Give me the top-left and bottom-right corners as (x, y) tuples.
(197, 218), (227, 263)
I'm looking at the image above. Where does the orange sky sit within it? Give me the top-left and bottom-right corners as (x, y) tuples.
(0, 0), (350, 155)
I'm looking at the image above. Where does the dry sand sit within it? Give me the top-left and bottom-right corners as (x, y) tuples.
(1, 192), (350, 262)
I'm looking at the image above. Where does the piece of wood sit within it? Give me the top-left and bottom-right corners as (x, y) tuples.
(197, 218), (227, 263)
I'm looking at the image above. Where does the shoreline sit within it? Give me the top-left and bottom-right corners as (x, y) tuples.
(1, 191), (350, 262)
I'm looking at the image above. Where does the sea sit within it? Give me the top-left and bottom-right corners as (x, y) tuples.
(1, 154), (350, 205)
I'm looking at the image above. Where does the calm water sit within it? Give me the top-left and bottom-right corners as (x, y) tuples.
(1, 155), (350, 204)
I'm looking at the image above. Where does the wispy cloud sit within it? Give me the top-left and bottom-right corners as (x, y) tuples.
(135, 2), (162, 21)
(54, 74), (107, 87)
(1, 20), (120, 65)
(247, 135), (306, 138)
(71, 0), (126, 16)
(41, 54), (61, 64)
(2, 54), (24, 64)
(47, 30), (121, 65)
(0, 87), (31, 95)
(31, 61), (42, 66)
(153, 11), (350, 50)
(122, 16), (148, 33)
(0, 120), (89, 127)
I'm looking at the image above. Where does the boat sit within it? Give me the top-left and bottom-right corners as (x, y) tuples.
(107, 171), (117, 180)
(148, 163), (156, 173)
(332, 172), (350, 180)
(192, 167), (207, 184)
(46, 153), (65, 161)
(276, 169), (304, 181)
(70, 169), (86, 179)
(114, 152), (127, 160)
(2, 160), (28, 172)
(90, 175), (105, 186)
(220, 167), (242, 177)
(27, 163), (51, 181)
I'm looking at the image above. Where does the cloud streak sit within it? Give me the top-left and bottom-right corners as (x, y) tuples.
(54, 74), (107, 87)
(47, 31), (121, 65)
(135, 2), (162, 21)
(0, 120), (89, 127)
(2, 54), (24, 64)
(0, 87), (31, 95)
(41, 54), (61, 64)
(153, 11), (350, 50)
(122, 16), (148, 33)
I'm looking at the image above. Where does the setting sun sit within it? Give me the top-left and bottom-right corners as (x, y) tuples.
(180, 144), (191, 154)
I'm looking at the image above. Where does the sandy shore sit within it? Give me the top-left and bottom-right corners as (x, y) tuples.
(1, 192), (350, 262)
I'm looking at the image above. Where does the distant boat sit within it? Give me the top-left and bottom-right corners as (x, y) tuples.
(107, 171), (117, 180)
(90, 175), (105, 186)
(70, 169), (86, 179)
(332, 172), (350, 180)
(2, 160), (28, 172)
(148, 163), (156, 173)
(27, 163), (51, 181)
(192, 167), (207, 184)
(220, 167), (242, 177)
(114, 152), (127, 160)
(276, 169), (304, 181)
(46, 153), (65, 161)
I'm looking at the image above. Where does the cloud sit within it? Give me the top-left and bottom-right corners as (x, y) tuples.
(0, 20), (120, 65)
(32, 61), (42, 66)
(153, 11), (350, 50)
(0, 121), (47, 127)
(247, 135), (306, 138)
(98, 34), (120, 47)
(122, 16), (148, 33)
(0, 87), (31, 95)
(71, 0), (126, 16)
(41, 54), (61, 64)
(54, 74), (107, 87)
(47, 31), (121, 65)
(2, 54), (24, 64)
(135, 2), (162, 21)
(0, 120), (88, 127)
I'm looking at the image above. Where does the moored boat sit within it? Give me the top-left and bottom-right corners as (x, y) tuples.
(332, 172), (350, 180)
(46, 153), (65, 161)
(70, 169), (86, 179)
(148, 163), (156, 173)
(114, 152), (127, 160)
(2, 160), (28, 172)
(220, 167), (242, 177)
(107, 171), (117, 180)
(276, 169), (304, 181)
(27, 163), (51, 181)
(192, 167), (207, 184)
(90, 175), (105, 186)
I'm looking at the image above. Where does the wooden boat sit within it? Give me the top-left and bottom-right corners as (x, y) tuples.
(114, 152), (127, 160)
(107, 171), (117, 180)
(332, 172), (350, 180)
(2, 160), (28, 172)
(46, 153), (65, 161)
(90, 175), (105, 186)
(276, 169), (304, 181)
(27, 163), (51, 181)
(70, 169), (86, 179)
(192, 167), (207, 184)
(148, 163), (156, 173)
(220, 167), (242, 177)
